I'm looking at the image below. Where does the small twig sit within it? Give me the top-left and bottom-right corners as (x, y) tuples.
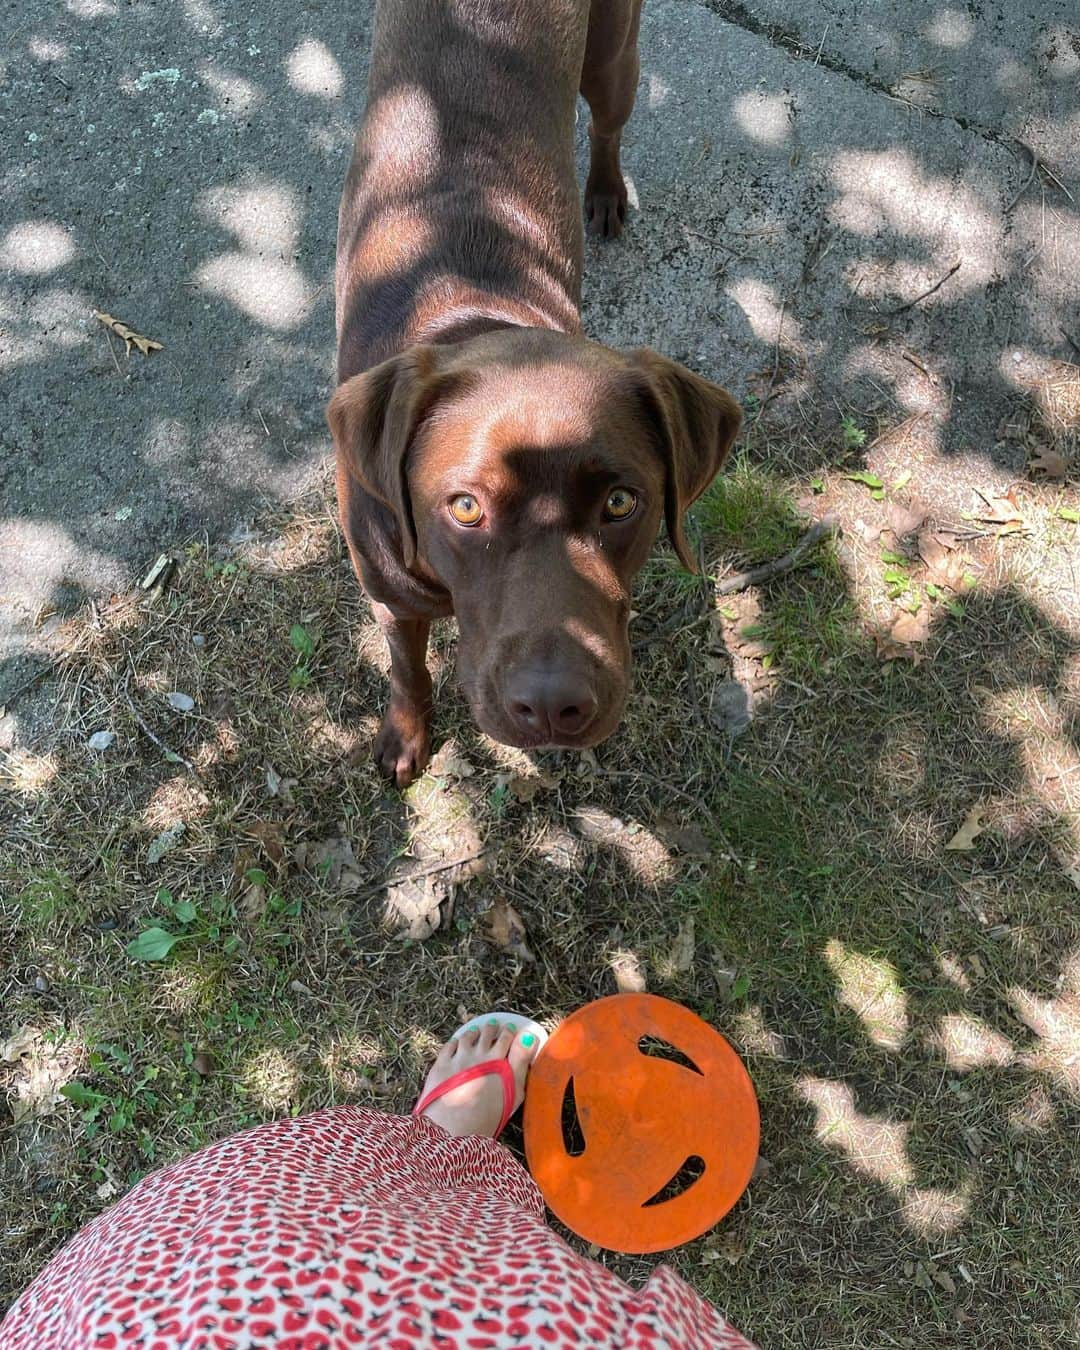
(363, 848), (489, 895)
(1062, 329), (1080, 361)
(123, 679), (199, 775)
(753, 298), (787, 425)
(901, 349), (939, 384)
(1011, 138), (1074, 202)
(91, 239), (116, 280)
(103, 331), (124, 379)
(681, 226), (753, 261)
(883, 261), (961, 316)
(51, 70), (72, 91)
(1004, 145), (1039, 213)
(716, 516), (839, 595)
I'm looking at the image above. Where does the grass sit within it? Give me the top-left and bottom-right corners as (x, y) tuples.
(3, 429), (1080, 1348)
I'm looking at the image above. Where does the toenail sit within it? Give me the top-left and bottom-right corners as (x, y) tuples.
(487, 1018), (499, 1027)
(521, 1033), (536, 1047)
(506, 1023), (516, 1032)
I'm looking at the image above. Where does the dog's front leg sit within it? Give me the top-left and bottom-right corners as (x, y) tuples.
(372, 602), (432, 788)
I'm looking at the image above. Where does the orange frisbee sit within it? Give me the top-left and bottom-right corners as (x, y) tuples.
(523, 993), (759, 1253)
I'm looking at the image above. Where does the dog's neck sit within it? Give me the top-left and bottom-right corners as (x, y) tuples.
(411, 286), (580, 352)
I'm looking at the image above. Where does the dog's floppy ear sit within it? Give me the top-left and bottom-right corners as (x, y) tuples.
(327, 346), (451, 569)
(627, 349), (742, 573)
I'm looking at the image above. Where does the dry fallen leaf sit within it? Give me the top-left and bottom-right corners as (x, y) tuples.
(385, 872), (451, 942)
(428, 745), (475, 780)
(147, 821), (185, 865)
(1027, 448), (1068, 481)
(918, 530), (969, 591)
(293, 836), (364, 892)
(243, 820), (286, 867)
(239, 877), (267, 920)
(709, 680), (754, 742)
(507, 769), (561, 802)
(890, 609), (931, 644)
(94, 309), (164, 356)
(265, 764), (296, 804)
(1, 1025), (40, 1063)
(3, 1027), (71, 1123)
(483, 897), (535, 962)
(885, 499), (928, 538)
(971, 487), (1027, 533)
(670, 915), (696, 973)
(192, 1050), (214, 1077)
(1054, 849), (1080, 891)
(875, 608), (931, 664)
(611, 948), (647, 992)
(946, 805), (988, 851)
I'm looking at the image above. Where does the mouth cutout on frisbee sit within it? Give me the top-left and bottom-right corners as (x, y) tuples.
(523, 993), (759, 1253)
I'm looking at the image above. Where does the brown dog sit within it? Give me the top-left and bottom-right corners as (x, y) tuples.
(329, 0), (741, 787)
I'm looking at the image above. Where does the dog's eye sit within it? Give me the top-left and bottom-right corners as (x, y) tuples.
(449, 494), (484, 526)
(603, 488), (637, 521)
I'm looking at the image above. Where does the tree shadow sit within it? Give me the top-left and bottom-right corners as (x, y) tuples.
(3, 2), (1080, 1344)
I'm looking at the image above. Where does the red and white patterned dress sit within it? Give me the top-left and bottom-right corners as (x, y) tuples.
(1, 1107), (754, 1348)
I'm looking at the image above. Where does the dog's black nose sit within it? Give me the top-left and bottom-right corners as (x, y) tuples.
(504, 667), (598, 742)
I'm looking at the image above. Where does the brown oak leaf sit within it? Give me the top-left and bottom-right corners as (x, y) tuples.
(94, 309), (164, 356)
(1027, 449), (1067, 481)
(483, 897), (535, 962)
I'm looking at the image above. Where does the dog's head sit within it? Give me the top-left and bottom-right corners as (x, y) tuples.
(328, 328), (740, 749)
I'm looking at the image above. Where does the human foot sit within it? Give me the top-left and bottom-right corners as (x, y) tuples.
(416, 1020), (541, 1139)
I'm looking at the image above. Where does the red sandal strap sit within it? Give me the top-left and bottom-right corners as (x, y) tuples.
(412, 1059), (518, 1138)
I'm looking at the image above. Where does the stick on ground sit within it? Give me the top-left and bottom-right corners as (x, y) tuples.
(884, 262), (961, 316)
(716, 516), (840, 595)
(123, 680), (199, 776)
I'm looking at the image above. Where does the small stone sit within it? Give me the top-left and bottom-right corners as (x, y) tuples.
(87, 730), (116, 751)
(33, 974), (50, 993)
(192, 633), (206, 648)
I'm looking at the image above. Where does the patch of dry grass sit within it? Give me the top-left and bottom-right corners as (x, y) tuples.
(3, 439), (1080, 1347)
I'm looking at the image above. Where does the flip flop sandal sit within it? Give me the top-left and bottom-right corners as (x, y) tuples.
(412, 1011), (548, 1139)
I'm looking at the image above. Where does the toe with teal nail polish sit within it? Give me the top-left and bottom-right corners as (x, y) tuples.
(451, 1011), (548, 1051)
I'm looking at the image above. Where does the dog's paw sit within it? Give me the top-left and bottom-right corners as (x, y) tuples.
(585, 174), (628, 240)
(373, 699), (431, 789)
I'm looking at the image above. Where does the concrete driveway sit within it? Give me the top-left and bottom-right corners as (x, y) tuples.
(2, 0), (1078, 727)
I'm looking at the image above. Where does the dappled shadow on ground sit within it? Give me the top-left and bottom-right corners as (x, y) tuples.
(4, 454), (1080, 1344)
(3, 0), (1078, 708)
(3, 1), (1080, 1344)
